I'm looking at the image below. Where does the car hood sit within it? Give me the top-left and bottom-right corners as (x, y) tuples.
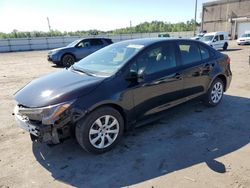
(14, 69), (105, 107)
(49, 46), (73, 53)
(237, 37), (250, 41)
(202, 41), (211, 45)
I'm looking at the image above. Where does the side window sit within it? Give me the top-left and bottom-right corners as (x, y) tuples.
(219, 35), (224, 40)
(199, 45), (210, 60)
(77, 40), (91, 48)
(135, 43), (177, 75)
(214, 35), (219, 41)
(90, 39), (103, 46)
(178, 42), (201, 65)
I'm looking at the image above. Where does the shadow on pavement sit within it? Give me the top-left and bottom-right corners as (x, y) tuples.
(32, 94), (250, 187)
(51, 65), (64, 69)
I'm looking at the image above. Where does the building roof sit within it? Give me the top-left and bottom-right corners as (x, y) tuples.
(203, 0), (250, 7)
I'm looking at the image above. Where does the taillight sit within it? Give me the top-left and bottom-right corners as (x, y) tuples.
(227, 56), (231, 64)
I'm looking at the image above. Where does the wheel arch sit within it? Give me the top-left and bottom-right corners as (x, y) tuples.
(60, 52), (76, 62)
(87, 103), (128, 131)
(210, 74), (227, 92)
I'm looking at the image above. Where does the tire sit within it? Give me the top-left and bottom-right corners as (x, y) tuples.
(203, 78), (224, 107)
(223, 43), (228, 51)
(30, 133), (38, 142)
(62, 54), (75, 67)
(75, 107), (124, 154)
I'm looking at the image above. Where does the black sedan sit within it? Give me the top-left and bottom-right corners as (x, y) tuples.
(14, 38), (232, 154)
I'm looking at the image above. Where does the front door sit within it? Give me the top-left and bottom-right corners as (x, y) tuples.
(130, 42), (183, 121)
(75, 39), (93, 60)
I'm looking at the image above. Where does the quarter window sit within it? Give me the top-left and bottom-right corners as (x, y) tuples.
(199, 45), (210, 60)
(178, 42), (201, 65)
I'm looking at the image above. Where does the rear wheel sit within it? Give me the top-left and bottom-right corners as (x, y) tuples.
(62, 54), (75, 67)
(203, 78), (224, 107)
(223, 43), (228, 51)
(75, 107), (124, 154)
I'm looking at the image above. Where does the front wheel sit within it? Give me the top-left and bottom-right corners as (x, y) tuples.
(62, 54), (75, 67)
(203, 78), (224, 107)
(75, 107), (124, 154)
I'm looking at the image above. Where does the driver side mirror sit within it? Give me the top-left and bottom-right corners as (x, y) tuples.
(126, 70), (138, 82)
(213, 38), (217, 42)
(126, 69), (145, 83)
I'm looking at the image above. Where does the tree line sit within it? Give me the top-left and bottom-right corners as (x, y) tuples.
(0, 20), (198, 39)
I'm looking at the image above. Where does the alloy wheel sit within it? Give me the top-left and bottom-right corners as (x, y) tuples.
(211, 82), (223, 103)
(89, 115), (119, 149)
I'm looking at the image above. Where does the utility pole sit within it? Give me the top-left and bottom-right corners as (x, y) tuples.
(201, 6), (204, 32)
(194, 0), (198, 36)
(47, 17), (51, 31)
(130, 20), (132, 39)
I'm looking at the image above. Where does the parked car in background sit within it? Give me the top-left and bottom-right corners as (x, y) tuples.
(14, 38), (232, 154)
(191, 33), (205, 40)
(200, 31), (229, 50)
(47, 38), (113, 67)
(237, 32), (250, 45)
(158, 33), (170, 38)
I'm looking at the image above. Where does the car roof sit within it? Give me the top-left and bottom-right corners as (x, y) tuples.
(204, 31), (228, 36)
(80, 37), (111, 40)
(116, 38), (206, 46)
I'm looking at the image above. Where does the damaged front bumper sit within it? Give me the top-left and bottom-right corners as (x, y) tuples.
(13, 105), (75, 144)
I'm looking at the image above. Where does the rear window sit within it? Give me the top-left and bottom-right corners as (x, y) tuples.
(90, 39), (103, 46)
(178, 42), (202, 65)
(104, 39), (113, 44)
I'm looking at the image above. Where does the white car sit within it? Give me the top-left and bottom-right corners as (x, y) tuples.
(237, 33), (250, 45)
(191, 33), (205, 40)
(200, 31), (229, 50)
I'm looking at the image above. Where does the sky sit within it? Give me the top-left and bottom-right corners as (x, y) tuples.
(0, 0), (213, 33)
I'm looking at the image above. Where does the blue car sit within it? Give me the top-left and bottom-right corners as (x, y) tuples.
(48, 38), (113, 67)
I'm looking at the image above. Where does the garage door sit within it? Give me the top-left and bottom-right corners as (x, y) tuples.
(238, 22), (250, 37)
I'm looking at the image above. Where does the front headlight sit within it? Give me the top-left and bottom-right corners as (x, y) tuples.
(17, 100), (75, 125)
(48, 50), (58, 56)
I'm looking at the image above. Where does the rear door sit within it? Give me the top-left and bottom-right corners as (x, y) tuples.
(218, 34), (225, 48)
(177, 41), (214, 99)
(89, 39), (105, 52)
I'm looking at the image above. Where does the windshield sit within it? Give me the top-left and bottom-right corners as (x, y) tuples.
(67, 39), (81, 47)
(72, 41), (144, 77)
(201, 35), (214, 42)
(240, 34), (249, 38)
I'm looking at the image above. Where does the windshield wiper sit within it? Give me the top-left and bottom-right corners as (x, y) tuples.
(71, 65), (94, 76)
